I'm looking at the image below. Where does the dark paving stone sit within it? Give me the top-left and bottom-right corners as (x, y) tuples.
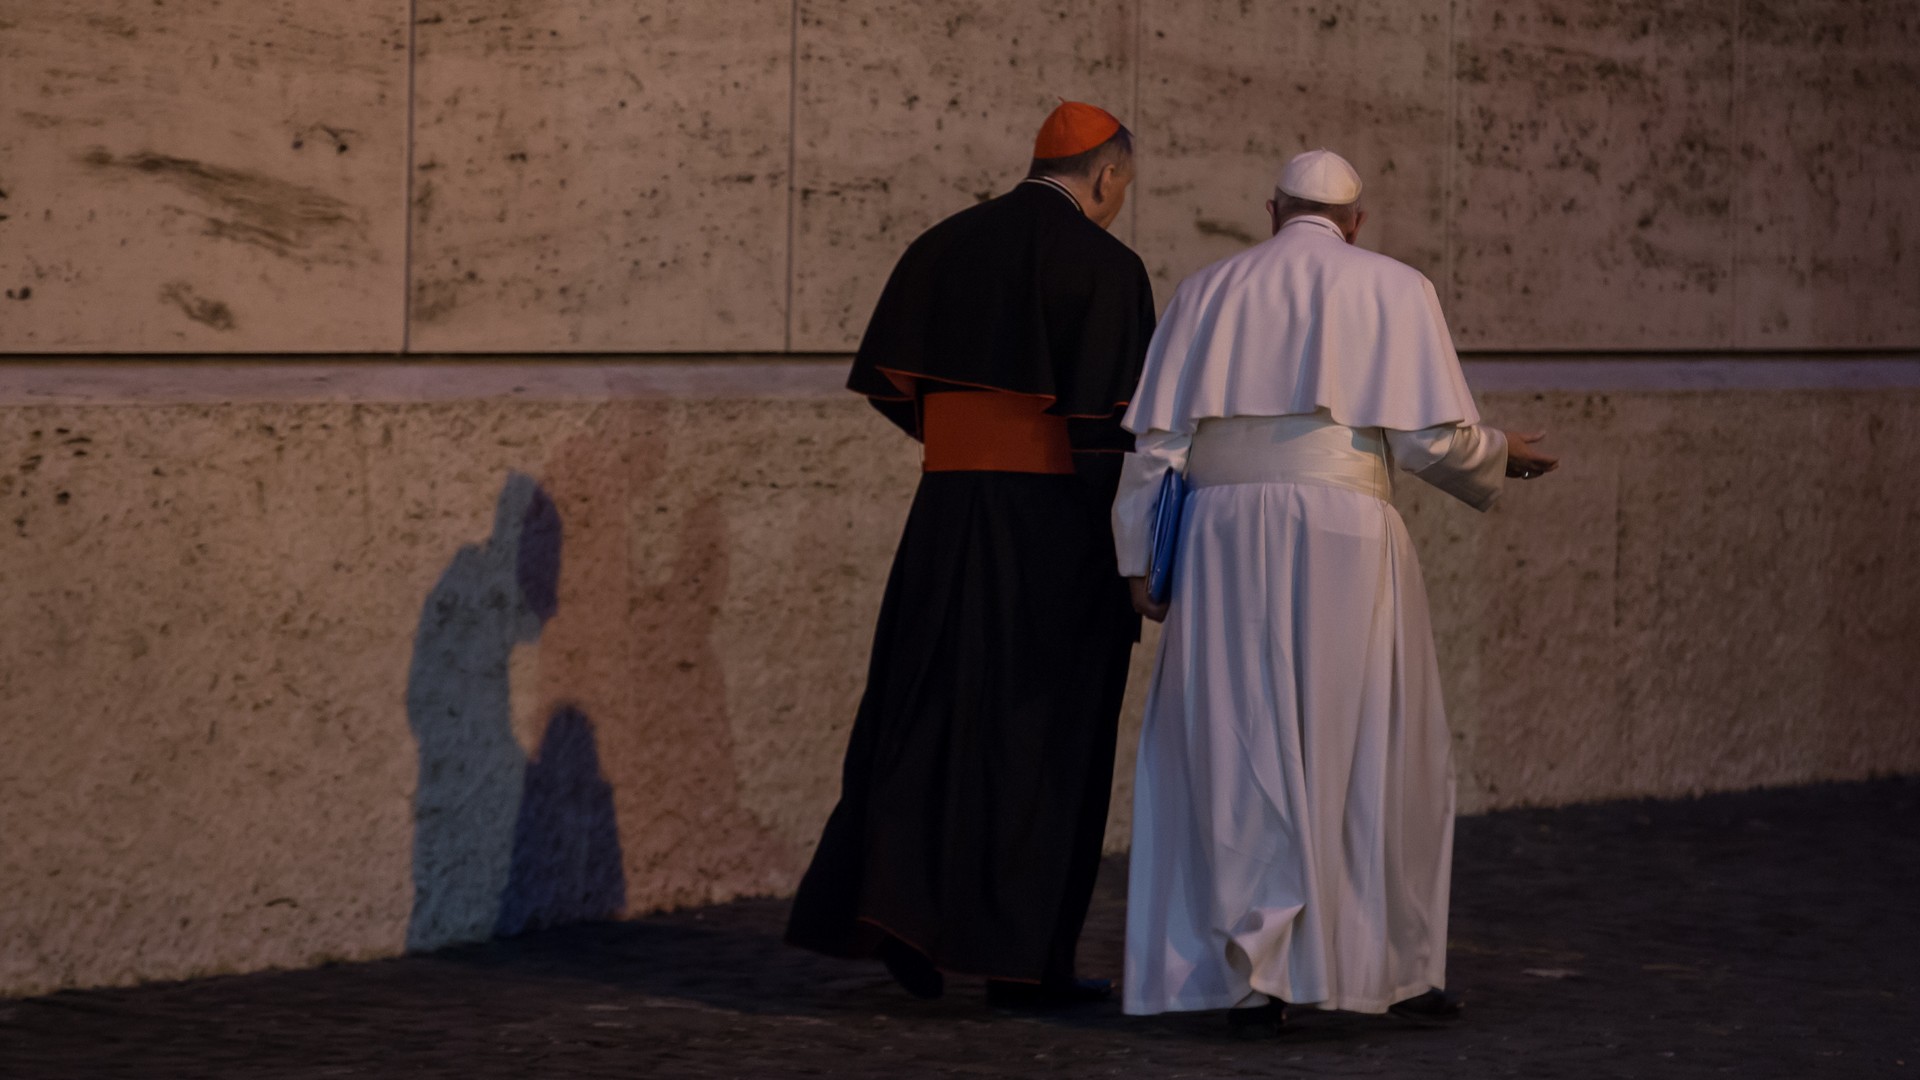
(3, 777), (1916, 1078)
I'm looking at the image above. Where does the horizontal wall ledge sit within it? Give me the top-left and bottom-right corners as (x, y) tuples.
(1461, 357), (1920, 392)
(2, 355), (1918, 406)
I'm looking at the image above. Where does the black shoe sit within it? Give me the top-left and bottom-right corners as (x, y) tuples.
(1388, 988), (1463, 1025)
(1226, 998), (1289, 1037)
(879, 937), (944, 1000)
(985, 977), (1113, 1009)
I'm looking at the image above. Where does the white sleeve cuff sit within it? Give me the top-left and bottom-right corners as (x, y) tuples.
(1113, 430), (1191, 576)
(1387, 423), (1507, 512)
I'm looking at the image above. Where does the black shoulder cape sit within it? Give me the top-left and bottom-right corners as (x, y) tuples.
(847, 181), (1155, 446)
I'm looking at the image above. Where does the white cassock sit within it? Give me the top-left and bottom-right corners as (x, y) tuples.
(1114, 215), (1506, 1016)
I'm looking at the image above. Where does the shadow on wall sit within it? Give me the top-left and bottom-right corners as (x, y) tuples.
(405, 472), (625, 952)
(496, 705), (626, 936)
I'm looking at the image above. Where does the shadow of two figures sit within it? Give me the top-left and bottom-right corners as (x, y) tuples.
(404, 473), (626, 952)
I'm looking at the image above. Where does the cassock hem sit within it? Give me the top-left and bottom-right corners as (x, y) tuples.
(851, 915), (1051, 984)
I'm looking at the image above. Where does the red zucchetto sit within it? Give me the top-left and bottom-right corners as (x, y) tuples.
(1033, 101), (1122, 159)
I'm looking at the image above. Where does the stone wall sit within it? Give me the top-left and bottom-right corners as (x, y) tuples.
(4, 0), (1916, 1000)
(3, 359), (1917, 997)
(5, 1), (1916, 352)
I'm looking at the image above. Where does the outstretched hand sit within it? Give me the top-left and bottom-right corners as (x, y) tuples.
(1504, 430), (1560, 480)
(1128, 576), (1170, 623)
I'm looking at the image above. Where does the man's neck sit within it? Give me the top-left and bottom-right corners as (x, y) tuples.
(1023, 175), (1085, 214)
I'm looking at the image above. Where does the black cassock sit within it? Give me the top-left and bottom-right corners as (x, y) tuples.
(786, 179), (1155, 982)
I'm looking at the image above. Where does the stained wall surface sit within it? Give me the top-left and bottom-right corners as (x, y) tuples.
(0, 0), (411, 351)
(4, 0), (1916, 1005)
(3, 361), (1917, 997)
(408, 1), (794, 351)
(5, 0), (1916, 352)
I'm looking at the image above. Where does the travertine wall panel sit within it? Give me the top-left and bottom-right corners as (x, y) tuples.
(1400, 394), (1632, 810)
(0, 406), (415, 991)
(0, 1), (409, 351)
(1400, 389), (1920, 809)
(408, 2), (792, 351)
(788, 0), (1138, 350)
(1734, 0), (1920, 347)
(6, 365), (1917, 997)
(0, 389), (915, 995)
(5, 0), (1916, 352)
(1608, 397), (1831, 786)
(1134, 0), (1451, 301)
(696, 404), (922, 847)
(1812, 405), (1920, 773)
(1449, 0), (1736, 347)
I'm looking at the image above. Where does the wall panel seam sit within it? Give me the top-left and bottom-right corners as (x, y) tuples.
(1730, 0), (1744, 349)
(784, 0), (800, 354)
(1131, 0), (1143, 246)
(402, 0), (420, 355)
(1444, 0), (1460, 316)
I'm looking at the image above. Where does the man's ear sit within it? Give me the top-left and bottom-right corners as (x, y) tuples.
(1092, 162), (1115, 203)
(1266, 199), (1280, 236)
(1347, 208), (1367, 244)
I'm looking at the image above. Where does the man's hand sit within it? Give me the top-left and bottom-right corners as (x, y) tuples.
(1128, 576), (1170, 623)
(1503, 430), (1560, 480)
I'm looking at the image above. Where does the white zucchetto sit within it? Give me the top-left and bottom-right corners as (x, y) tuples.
(1277, 148), (1362, 204)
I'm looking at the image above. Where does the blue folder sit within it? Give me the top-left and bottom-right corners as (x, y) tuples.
(1146, 467), (1189, 605)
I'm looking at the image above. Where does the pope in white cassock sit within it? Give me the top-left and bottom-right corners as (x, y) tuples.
(1112, 149), (1559, 1031)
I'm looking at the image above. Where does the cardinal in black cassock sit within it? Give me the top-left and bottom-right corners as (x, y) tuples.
(785, 102), (1156, 1007)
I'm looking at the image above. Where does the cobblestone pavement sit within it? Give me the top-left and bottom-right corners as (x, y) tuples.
(4, 778), (1916, 1079)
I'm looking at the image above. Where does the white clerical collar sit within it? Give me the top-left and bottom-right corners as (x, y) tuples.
(1021, 176), (1083, 213)
(1281, 215), (1347, 241)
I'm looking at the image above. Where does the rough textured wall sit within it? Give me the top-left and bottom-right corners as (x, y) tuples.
(0, 0), (410, 351)
(5, 0), (1915, 352)
(1134, 0), (1452, 303)
(789, 1), (1139, 348)
(1733, 0), (1920, 347)
(1450, 0), (1738, 346)
(0, 385), (909, 996)
(408, 2), (794, 350)
(3, 362), (1917, 996)
(1393, 387), (1918, 804)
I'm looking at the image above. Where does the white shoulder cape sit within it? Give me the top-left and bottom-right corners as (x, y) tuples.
(1123, 216), (1479, 435)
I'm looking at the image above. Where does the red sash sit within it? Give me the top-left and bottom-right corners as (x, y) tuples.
(920, 391), (1074, 475)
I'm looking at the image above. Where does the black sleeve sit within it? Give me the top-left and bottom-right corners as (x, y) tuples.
(1067, 415), (1135, 454)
